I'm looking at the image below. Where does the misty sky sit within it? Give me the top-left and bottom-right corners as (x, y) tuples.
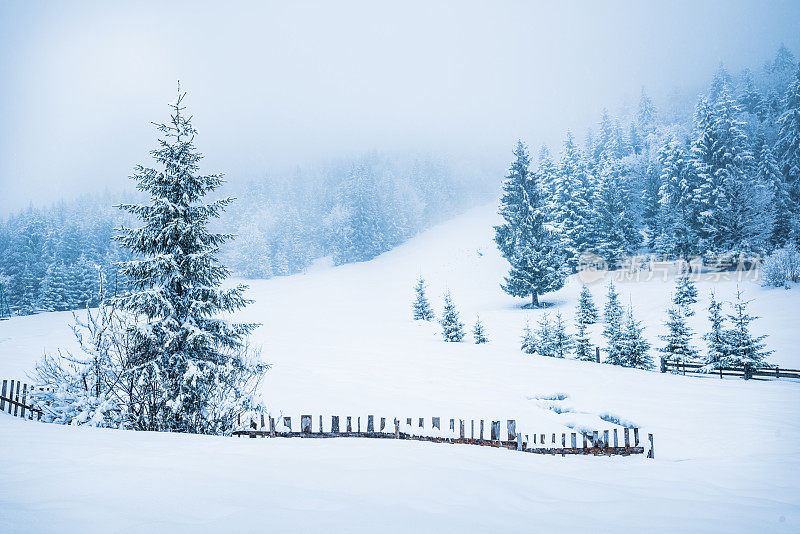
(1, 0), (799, 214)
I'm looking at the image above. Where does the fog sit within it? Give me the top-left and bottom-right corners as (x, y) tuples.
(1, 0), (799, 214)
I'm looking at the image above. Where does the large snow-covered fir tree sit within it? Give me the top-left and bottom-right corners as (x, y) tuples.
(412, 277), (434, 321)
(439, 290), (465, 342)
(116, 88), (267, 433)
(495, 141), (566, 307)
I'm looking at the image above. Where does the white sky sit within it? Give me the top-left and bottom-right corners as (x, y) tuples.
(1, 0), (799, 213)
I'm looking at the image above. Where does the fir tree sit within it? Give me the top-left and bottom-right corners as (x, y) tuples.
(495, 141), (566, 307)
(777, 66), (800, 207)
(620, 306), (653, 369)
(551, 312), (573, 359)
(577, 285), (599, 325)
(412, 277), (434, 321)
(553, 132), (593, 270)
(673, 275), (698, 316)
(602, 281), (625, 364)
(535, 313), (556, 358)
(659, 306), (698, 362)
(115, 88), (266, 433)
(725, 289), (772, 376)
(574, 286), (597, 361)
(591, 159), (640, 267)
(656, 139), (702, 261)
(521, 320), (536, 354)
(472, 316), (488, 344)
(758, 142), (793, 247)
(703, 291), (727, 370)
(439, 290), (465, 342)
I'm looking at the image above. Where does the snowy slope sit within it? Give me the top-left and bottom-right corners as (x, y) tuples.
(1, 201), (799, 532)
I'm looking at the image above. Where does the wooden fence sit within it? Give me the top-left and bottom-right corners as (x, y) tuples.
(232, 413), (654, 458)
(0, 379), (42, 420)
(660, 358), (800, 380)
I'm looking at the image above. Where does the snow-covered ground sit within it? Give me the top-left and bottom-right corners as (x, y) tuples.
(1, 202), (799, 532)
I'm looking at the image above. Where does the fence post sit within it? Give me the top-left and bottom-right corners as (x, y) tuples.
(346, 416), (352, 432)
(381, 417), (386, 431)
(269, 417), (276, 436)
(459, 420), (465, 439)
(613, 429), (619, 448)
(432, 417), (440, 430)
(12, 380), (18, 416)
(319, 415), (323, 433)
(490, 421), (500, 441)
(301, 415), (312, 434)
(634, 428), (640, 446)
(624, 428), (630, 447)
(479, 420), (484, 440)
(647, 433), (654, 459)
(660, 357), (667, 373)
(331, 415), (339, 433)
(419, 417), (424, 429)
(561, 433), (566, 448)
(450, 418), (454, 431)
(0, 379), (6, 411)
(582, 433), (587, 449)
(20, 383), (28, 419)
(507, 420), (516, 441)
(571, 433), (577, 448)
(471, 420), (475, 439)
(603, 430), (609, 449)
(516, 432), (522, 451)
(367, 415), (375, 433)
(595, 346), (600, 363)
(394, 418), (400, 439)
(283, 416), (291, 432)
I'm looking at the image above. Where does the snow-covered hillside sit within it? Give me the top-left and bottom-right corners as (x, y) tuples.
(1, 201), (799, 532)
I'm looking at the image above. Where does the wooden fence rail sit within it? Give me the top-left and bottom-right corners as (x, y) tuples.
(232, 413), (654, 459)
(660, 358), (800, 380)
(0, 379), (42, 420)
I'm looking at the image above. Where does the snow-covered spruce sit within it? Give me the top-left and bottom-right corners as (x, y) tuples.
(659, 306), (698, 363)
(439, 290), (465, 342)
(551, 312), (574, 359)
(619, 306), (653, 369)
(472, 316), (488, 344)
(412, 277), (435, 321)
(724, 289), (772, 377)
(673, 275), (698, 316)
(494, 141), (566, 308)
(520, 320), (536, 355)
(602, 281), (625, 365)
(702, 291), (727, 371)
(574, 285), (597, 361)
(114, 89), (268, 433)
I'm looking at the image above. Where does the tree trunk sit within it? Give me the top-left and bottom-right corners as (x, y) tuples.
(531, 292), (539, 308)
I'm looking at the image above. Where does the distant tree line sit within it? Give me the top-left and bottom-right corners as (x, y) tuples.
(0, 153), (488, 316)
